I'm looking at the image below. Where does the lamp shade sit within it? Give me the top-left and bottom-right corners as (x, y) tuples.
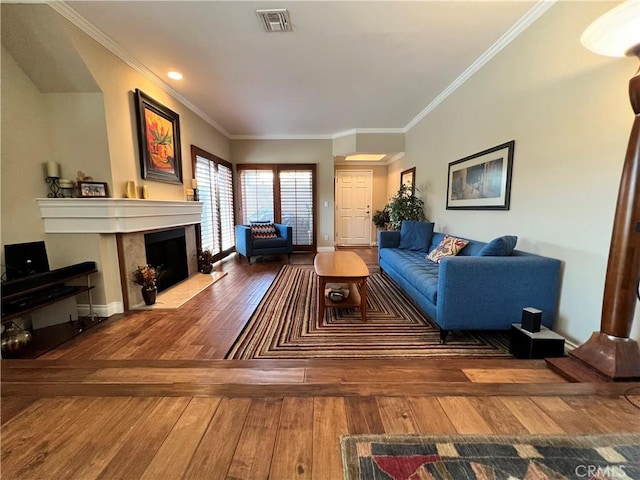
(581, 0), (640, 57)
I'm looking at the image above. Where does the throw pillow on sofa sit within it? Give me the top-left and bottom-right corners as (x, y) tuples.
(426, 234), (469, 263)
(399, 221), (434, 252)
(478, 235), (518, 256)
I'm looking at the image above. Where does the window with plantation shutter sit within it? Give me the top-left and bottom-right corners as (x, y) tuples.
(192, 146), (235, 263)
(196, 157), (219, 254)
(239, 168), (274, 223)
(237, 164), (316, 250)
(218, 164), (234, 251)
(279, 169), (313, 246)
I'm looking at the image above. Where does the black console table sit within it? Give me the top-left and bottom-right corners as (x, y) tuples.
(1, 262), (98, 357)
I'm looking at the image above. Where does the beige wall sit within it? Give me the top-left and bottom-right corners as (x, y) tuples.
(399, 1), (638, 344)
(45, 93), (113, 186)
(1, 46), (52, 247)
(332, 132), (404, 157)
(230, 139), (335, 249)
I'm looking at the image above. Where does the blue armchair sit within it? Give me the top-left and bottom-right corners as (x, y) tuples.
(235, 223), (293, 264)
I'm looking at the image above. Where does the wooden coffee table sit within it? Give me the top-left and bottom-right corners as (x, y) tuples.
(314, 251), (370, 322)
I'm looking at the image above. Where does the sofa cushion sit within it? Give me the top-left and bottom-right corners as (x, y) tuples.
(252, 237), (287, 249)
(426, 235), (469, 263)
(251, 223), (278, 239)
(379, 248), (440, 303)
(399, 221), (434, 252)
(478, 235), (518, 256)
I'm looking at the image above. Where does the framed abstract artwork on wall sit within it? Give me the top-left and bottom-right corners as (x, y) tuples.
(134, 89), (183, 184)
(446, 140), (514, 210)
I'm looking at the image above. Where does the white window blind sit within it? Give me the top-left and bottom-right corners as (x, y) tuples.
(279, 169), (313, 246)
(195, 152), (234, 258)
(217, 163), (235, 251)
(240, 169), (274, 223)
(196, 156), (218, 254)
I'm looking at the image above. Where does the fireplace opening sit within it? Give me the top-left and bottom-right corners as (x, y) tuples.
(144, 228), (188, 293)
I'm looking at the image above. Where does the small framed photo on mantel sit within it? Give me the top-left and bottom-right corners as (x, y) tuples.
(78, 181), (109, 198)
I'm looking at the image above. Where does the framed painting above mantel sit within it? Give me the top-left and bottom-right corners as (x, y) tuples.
(134, 89), (183, 185)
(446, 140), (514, 210)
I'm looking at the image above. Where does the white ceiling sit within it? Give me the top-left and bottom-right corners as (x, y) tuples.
(56, 1), (548, 139)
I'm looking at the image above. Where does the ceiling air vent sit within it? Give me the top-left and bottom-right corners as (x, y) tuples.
(256, 9), (292, 32)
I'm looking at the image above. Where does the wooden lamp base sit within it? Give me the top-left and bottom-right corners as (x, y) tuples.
(570, 332), (640, 380)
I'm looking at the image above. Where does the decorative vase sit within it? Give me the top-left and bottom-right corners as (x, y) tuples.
(141, 286), (157, 305)
(1, 322), (33, 356)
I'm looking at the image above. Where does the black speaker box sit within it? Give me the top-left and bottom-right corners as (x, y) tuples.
(522, 307), (542, 333)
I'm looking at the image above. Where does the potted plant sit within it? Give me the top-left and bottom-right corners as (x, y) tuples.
(386, 183), (426, 230)
(372, 206), (390, 230)
(197, 249), (214, 274)
(132, 264), (162, 305)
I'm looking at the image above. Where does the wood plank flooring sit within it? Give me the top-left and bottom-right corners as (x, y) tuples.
(2, 248), (640, 479)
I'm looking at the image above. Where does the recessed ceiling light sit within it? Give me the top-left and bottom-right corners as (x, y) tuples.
(345, 154), (386, 162)
(167, 71), (183, 80)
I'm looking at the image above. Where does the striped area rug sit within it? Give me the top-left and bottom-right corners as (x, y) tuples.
(225, 265), (510, 359)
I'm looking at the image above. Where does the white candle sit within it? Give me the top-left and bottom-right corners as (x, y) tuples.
(58, 179), (74, 188)
(191, 178), (198, 189)
(46, 161), (60, 178)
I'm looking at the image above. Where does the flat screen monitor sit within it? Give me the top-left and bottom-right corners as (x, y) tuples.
(4, 241), (50, 281)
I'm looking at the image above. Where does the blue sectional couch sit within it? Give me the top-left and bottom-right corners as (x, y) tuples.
(378, 222), (561, 342)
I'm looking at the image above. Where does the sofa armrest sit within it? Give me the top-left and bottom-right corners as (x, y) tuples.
(436, 255), (561, 330)
(235, 225), (252, 257)
(378, 231), (400, 249)
(275, 223), (293, 253)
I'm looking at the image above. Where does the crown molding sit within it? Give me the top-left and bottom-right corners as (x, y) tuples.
(229, 127), (405, 141)
(403, 0), (556, 133)
(332, 128), (405, 139)
(229, 134), (333, 141)
(46, 1), (232, 139)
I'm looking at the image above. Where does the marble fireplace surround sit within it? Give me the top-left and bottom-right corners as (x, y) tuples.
(37, 198), (203, 311)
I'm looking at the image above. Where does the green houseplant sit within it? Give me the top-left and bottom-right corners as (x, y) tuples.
(372, 206), (390, 230)
(386, 184), (426, 230)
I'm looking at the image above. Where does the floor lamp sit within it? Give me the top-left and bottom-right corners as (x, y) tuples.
(569, 0), (640, 379)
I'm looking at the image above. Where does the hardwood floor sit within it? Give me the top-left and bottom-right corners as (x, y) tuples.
(2, 248), (640, 479)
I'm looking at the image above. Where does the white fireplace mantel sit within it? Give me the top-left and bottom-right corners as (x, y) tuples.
(36, 198), (203, 233)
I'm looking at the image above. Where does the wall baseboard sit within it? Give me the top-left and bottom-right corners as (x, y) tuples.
(317, 246), (336, 253)
(77, 302), (124, 318)
(564, 338), (578, 352)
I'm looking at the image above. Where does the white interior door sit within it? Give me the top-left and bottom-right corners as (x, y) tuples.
(335, 170), (373, 246)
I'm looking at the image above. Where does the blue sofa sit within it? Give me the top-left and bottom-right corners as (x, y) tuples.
(235, 223), (293, 264)
(378, 222), (561, 342)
